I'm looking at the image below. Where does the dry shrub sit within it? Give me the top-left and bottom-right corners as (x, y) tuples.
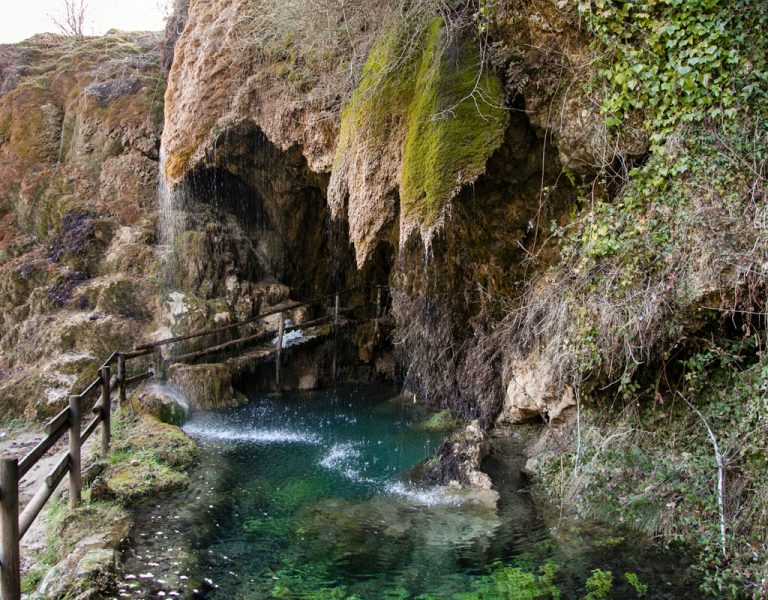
(504, 120), (768, 395)
(232, 0), (487, 112)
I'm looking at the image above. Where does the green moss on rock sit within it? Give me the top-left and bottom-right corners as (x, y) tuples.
(99, 412), (196, 502)
(401, 19), (508, 224)
(422, 408), (464, 432)
(334, 24), (418, 166)
(334, 16), (508, 227)
(97, 278), (150, 321)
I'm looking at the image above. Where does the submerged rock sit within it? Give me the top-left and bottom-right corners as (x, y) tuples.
(423, 420), (499, 505)
(295, 493), (501, 576)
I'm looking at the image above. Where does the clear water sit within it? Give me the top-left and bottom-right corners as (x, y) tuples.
(119, 383), (696, 599)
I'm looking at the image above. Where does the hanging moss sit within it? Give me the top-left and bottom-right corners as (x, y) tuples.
(401, 18), (508, 225)
(334, 16), (508, 227)
(333, 23), (418, 170)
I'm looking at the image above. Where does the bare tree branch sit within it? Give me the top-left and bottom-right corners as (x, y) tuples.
(51, 0), (89, 38)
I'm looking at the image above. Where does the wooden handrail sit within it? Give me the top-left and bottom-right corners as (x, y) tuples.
(18, 455), (68, 539)
(100, 351), (119, 370)
(2, 351), (144, 600)
(80, 415), (101, 445)
(165, 312), (345, 366)
(44, 407), (69, 436)
(79, 376), (102, 400)
(17, 424), (68, 480)
(133, 286), (364, 351)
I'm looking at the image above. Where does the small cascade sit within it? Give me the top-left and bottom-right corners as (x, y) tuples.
(145, 382), (191, 413)
(157, 146), (184, 252)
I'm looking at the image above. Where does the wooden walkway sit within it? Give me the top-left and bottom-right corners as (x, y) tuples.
(0, 286), (387, 600)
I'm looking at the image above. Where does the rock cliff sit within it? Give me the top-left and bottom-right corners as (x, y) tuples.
(0, 32), (165, 418)
(157, 0), (645, 428)
(4, 0), (767, 593)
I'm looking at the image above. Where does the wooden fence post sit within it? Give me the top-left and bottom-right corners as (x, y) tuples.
(68, 395), (81, 509)
(0, 457), (20, 600)
(100, 366), (111, 456)
(116, 354), (126, 408)
(276, 312), (285, 392)
(334, 293), (340, 325)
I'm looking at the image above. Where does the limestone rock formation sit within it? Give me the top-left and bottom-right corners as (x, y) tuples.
(167, 363), (243, 411)
(0, 32), (165, 418)
(425, 420), (496, 494)
(499, 352), (575, 424)
(154, 0), (606, 430)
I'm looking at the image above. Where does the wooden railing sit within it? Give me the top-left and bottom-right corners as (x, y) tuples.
(0, 348), (153, 600)
(0, 286), (388, 600)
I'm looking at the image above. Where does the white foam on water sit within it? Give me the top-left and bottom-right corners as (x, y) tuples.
(319, 442), (377, 484)
(319, 442), (360, 469)
(384, 482), (464, 507)
(272, 329), (304, 348)
(334, 413), (358, 425)
(183, 422), (320, 445)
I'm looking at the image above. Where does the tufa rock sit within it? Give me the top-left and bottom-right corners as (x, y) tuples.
(499, 351), (575, 424)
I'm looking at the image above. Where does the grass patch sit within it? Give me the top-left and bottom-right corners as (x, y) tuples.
(422, 408), (464, 432)
(99, 411), (196, 502)
(0, 417), (26, 435)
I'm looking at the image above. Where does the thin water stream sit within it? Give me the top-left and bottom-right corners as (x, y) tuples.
(119, 383), (695, 599)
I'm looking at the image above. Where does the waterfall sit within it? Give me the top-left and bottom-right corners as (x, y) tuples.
(158, 146), (181, 247)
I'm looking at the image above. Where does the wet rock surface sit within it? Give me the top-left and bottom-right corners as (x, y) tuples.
(424, 420), (498, 503)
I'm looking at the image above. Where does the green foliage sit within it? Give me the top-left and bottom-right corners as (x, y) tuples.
(241, 553), (665, 599)
(624, 572), (648, 596)
(461, 560), (562, 599)
(334, 21), (416, 156)
(21, 568), (45, 594)
(243, 514), (285, 536)
(575, 0), (768, 141)
(517, 4), (768, 599)
(475, 0), (499, 33)
(535, 334), (768, 596)
(542, 119), (768, 388)
(584, 569), (613, 599)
